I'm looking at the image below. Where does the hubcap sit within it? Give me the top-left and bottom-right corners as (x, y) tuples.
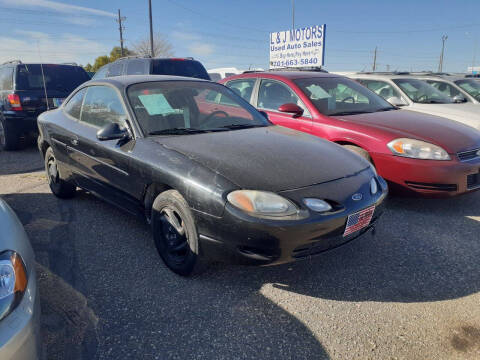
(160, 207), (189, 264)
(0, 120), (5, 147)
(47, 157), (59, 184)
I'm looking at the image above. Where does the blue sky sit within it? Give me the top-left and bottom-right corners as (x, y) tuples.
(0, 0), (478, 72)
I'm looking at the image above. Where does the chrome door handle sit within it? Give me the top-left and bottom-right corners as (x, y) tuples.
(71, 139), (79, 146)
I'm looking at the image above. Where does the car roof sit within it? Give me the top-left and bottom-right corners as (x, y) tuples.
(84, 75), (210, 88)
(239, 70), (341, 79)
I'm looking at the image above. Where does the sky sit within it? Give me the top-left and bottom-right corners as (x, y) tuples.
(0, 0), (479, 73)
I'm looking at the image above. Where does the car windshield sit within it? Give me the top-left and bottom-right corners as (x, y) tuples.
(294, 77), (395, 116)
(15, 64), (90, 92)
(152, 60), (210, 80)
(392, 78), (453, 104)
(127, 81), (270, 135)
(455, 79), (480, 101)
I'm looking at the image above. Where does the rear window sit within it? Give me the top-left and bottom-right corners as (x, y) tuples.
(15, 64), (90, 92)
(152, 59), (210, 80)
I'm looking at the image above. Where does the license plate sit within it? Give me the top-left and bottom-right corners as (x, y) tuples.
(343, 205), (375, 237)
(52, 98), (65, 107)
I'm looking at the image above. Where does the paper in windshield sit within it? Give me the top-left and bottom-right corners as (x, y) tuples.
(138, 94), (175, 116)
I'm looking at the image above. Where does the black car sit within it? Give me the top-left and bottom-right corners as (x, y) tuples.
(92, 56), (210, 81)
(37, 75), (387, 276)
(0, 61), (90, 150)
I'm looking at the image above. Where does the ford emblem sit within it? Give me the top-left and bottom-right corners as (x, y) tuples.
(352, 193), (363, 201)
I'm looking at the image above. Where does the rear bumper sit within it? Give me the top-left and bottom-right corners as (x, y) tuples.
(0, 269), (41, 360)
(2, 114), (38, 134)
(373, 153), (480, 197)
(195, 176), (388, 266)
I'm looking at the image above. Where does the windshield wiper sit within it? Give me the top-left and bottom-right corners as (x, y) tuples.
(219, 124), (268, 130)
(329, 110), (373, 116)
(149, 128), (210, 135)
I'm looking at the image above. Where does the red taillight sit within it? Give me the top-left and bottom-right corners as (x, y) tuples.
(7, 94), (22, 111)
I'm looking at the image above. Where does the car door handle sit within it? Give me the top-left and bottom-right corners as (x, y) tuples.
(71, 139), (79, 146)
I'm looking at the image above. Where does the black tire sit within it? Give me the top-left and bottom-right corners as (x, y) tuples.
(44, 147), (76, 198)
(342, 145), (372, 163)
(0, 115), (22, 151)
(151, 190), (206, 276)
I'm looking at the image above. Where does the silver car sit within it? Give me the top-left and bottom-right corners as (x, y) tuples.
(0, 198), (41, 360)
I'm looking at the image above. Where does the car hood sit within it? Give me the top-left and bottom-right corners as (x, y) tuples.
(334, 110), (480, 153)
(151, 126), (370, 191)
(407, 103), (480, 130)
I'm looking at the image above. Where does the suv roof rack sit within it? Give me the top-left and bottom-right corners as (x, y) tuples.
(1, 59), (22, 66)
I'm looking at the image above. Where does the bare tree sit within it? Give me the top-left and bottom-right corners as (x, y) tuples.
(132, 33), (174, 57)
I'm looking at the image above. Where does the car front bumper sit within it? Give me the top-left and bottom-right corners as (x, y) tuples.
(373, 153), (480, 197)
(195, 172), (388, 266)
(0, 267), (41, 360)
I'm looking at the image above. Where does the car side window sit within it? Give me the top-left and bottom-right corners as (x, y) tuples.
(80, 86), (126, 128)
(64, 88), (87, 120)
(357, 79), (401, 100)
(0, 67), (13, 90)
(108, 61), (124, 77)
(226, 79), (256, 102)
(126, 59), (147, 75)
(92, 65), (108, 80)
(257, 79), (310, 117)
(426, 80), (461, 98)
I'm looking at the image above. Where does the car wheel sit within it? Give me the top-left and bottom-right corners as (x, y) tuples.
(44, 147), (76, 198)
(342, 145), (372, 164)
(0, 115), (22, 151)
(152, 190), (206, 276)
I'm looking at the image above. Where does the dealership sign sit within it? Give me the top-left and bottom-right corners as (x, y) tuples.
(269, 24), (326, 69)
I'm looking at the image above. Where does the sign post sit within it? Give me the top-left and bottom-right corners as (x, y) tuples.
(269, 24), (326, 69)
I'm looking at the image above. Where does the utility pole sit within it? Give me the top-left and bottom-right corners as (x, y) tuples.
(372, 46), (377, 71)
(472, 37), (477, 73)
(116, 9), (126, 57)
(148, 0), (154, 57)
(438, 35), (448, 73)
(292, 0), (295, 29)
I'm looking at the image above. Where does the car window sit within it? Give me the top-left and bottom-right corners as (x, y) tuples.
(426, 80), (462, 99)
(92, 65), (108, 80)
(15, 64), (90, 92)
(392, 79), (453, 104)
(0, 67), (13, 90)
(455, 79), (480, 101)
(80, 86), (126, 128)
(108, 61), (124, 77)
(294, 77), (394, 116)
(257, 79), (310, 117)
(64, 88), (86, 120)
(225, 79), (256, 102)
(225, 73), (236, 78)
(152, 59), (210, 80)
(127, 81), (269, 135)
(357, 79), (402, 100)
(209, 73), (221, 82)
(126, 59), (147, 75)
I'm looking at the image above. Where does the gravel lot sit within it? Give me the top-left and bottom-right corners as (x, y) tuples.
(1, 146), (479, 360)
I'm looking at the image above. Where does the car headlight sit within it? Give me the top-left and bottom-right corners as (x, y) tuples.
(0, 251), (27, 321)
(227, 190), (298, 217)
(387, 138), (451, 160)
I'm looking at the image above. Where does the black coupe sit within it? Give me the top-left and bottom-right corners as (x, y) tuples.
(37, 75), (387, 276)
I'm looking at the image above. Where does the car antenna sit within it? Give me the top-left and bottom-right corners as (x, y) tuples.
(37, 41), (49, 111)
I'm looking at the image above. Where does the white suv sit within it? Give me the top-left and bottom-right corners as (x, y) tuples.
(349, 72), (480, 130)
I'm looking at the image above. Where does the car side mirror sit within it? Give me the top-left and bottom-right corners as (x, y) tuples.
(97, 123), (129, 141)
(278, 103), (304, 118)
(386, 96), (407, 107)
(452, 94), (467, 103)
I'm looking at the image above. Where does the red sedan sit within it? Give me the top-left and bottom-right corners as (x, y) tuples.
(221, 71), (480, 196)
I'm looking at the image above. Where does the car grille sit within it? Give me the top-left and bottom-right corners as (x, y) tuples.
(458, 148), (480, 161)
(405, 181), (458, 192)
(467, 171), (480, 190)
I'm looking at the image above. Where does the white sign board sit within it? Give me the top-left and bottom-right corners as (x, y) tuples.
(269, 24), (326, 69)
